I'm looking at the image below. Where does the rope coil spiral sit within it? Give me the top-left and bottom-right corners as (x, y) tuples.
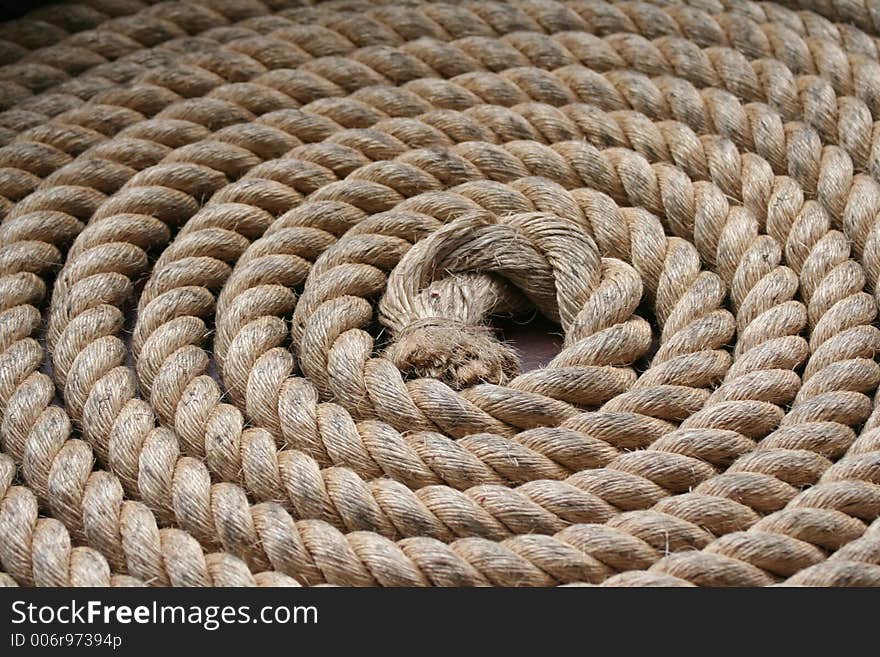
(1, 0), (880, 587)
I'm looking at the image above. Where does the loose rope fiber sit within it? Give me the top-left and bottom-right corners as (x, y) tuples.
(1, 0), (880, 587)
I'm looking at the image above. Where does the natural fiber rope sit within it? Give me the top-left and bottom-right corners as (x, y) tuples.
(1, 0), (879, 587)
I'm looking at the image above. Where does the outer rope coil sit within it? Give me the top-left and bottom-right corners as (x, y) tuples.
(1, 0), (879, 587)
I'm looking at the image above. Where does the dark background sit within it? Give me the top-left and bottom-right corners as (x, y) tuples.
(0, 1), (58, 21)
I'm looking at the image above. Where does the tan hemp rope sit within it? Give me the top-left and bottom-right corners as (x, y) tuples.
(1, 0), (879, 587)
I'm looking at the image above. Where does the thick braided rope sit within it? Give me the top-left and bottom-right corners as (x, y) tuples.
(0, 144), (872, 580)
(206, 178), (872, 568)
(34, 136), (880, 576)
(0, 3), (872, 580)
(5, 1), (871, 300)
(0, 0), (335, 120)
(134, 105), (868, 484)
(0, 1), (150, 65)
(6, 0), (880, 213)
(1, 0), (876, 583)
(39, 107), (804, 524)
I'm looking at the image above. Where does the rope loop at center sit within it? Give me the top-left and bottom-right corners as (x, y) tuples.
(379, 210), (646, 389)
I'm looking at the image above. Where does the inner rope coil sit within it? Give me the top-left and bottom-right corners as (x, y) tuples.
(1, 0), (880, 587)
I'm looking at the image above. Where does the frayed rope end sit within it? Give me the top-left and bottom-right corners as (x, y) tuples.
(385, 319), (521, 389)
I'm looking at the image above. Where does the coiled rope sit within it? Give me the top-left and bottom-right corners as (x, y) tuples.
(1, 0), (880, 587)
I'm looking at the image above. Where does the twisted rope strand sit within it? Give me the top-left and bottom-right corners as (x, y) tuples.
(43, 114), (792, 524)
(0, 451), (300, 586)
(41, 140), (860, 580)
(1, 0), (879, 586)
(5, 0), (880, 215)
(5, 10), (877, 312)
(0, 104), (868, 584)
(768, 0), (880, 34)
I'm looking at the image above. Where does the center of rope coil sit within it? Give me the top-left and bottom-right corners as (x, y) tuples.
(379, 210), (645, 390)
(6, 0), (880, 589)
